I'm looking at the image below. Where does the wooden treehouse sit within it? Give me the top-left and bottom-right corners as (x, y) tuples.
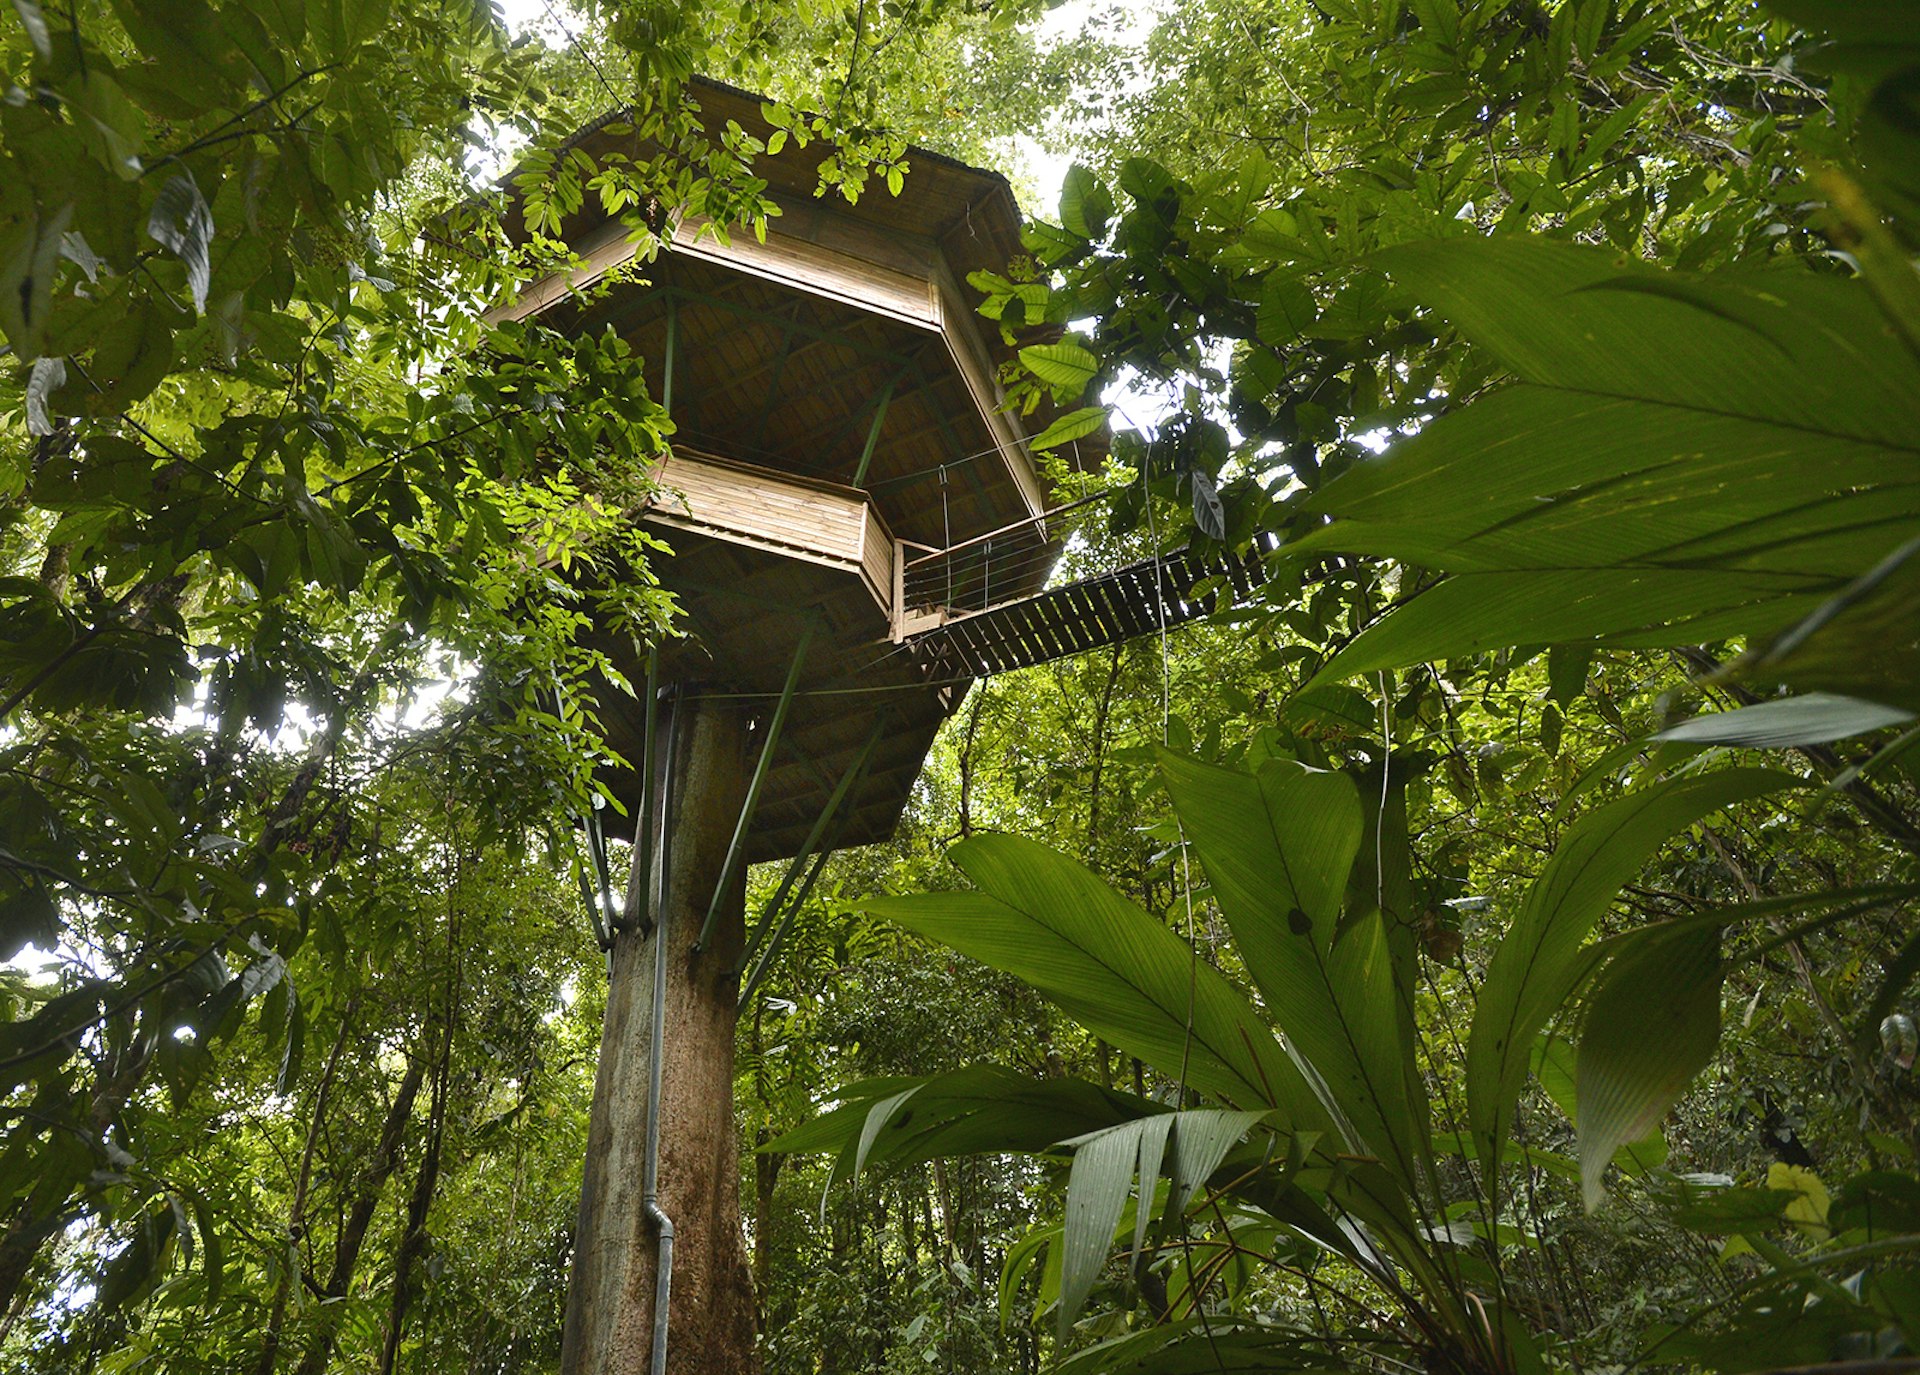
(494, 79), (1268, 1375)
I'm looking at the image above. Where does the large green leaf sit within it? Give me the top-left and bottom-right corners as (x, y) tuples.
(1576, 926), (1723, 1209)
(1029, 404), (1108, 450)
(1053, 1317), (1340, 1374)
(1313, 567), (1827, 684)
(1158, 750), (1428, 1186)
(764, 1066), (1160, 1170)
(1057, 1114), (1148, 1339)
(1292, 238), (1920, 669)
(1051, 1109), (1263, 1338)
(1742, 537), (1920, 712)
(1375, 238), (1920, 440)
(1059, 163), (1115, 241)
(1465, 768), (1796, 1181)
(1019, 341), (1100, 393)
(1655, 693), (1916, 749)
(863, 834), (1323, 1121)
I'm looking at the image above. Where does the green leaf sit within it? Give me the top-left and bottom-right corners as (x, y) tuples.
(1057, 1116), (1151, 1338)
(767, 1067), (1162, 1175)
(1466, 768), (1796, 1183)
(147, 174), (214, 314)
(12, 0), (50, 56)
(1256, 273), (1316, 346)
(0, 202), (74, 358)
(1158, 751), (1426, 1184)
(1577, 926), (1723, 1209)
(1312, 566), (1828, 685)
(1547, 645), (1592, 708)
(1059, 164), (1114, 240)
(1743, 536), (1920, 712)
(84, 300), (175, 415)
(1656, 693), (1916, 748)
(0, 881), (60, 962)
(862, 834), (1312, 1116)
(1054, 1109), (1265, 1339)
(1293, 238), (1920, 664)
(25, 356), (65, 437)
(68, 70), (146, 179)
(1019, 342), (1100, 394)
(1665, 1182), (1795, 1233)
(1829, 1171), (1920, 1237)
(1053, 1318), (1338, 1375)
(1376, 239), (1920, 445)
(1028, 405), (1107, 451)
(1162, 1108), (1268, 1218)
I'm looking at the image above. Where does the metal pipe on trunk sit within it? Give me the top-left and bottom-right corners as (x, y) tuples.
(641, 691), (680, 1375)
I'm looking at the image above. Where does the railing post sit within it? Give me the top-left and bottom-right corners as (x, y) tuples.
(891, 538), (906, 643)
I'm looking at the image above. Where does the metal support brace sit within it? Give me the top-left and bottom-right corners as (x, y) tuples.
(733, 715), (886, 979)
(737, 718), (887, 1006)
(574, 864), (612, 953)
(549, 676), (617, 965)
(628, 645), (662, 935)
(583, 801), (617, 942)
(662, 297), (679, 412)
(849, 377), (895, 489)
(690, 623), (815, 955)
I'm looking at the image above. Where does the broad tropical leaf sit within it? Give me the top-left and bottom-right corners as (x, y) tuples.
(1576, 926), (1724, 1208)
(1158, 750), (1427, 1187)
(862, 834), (1324, 1121)
(1656, 693), (1915, 748)
(764, 1065), (1161, 1173)
(1020, 341), (1100, 393)
(1291, 238), (1920, 674)
(1466, 768), (1797, 1181)
(1053, 1317), (1341, 1374)
(1029, 404), (1108, 450)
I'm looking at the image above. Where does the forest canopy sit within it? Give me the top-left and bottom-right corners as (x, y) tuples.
(2, 0), (1919, 1372)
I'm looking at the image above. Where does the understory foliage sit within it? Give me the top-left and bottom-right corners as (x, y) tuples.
(2, 0), (1918, 1371)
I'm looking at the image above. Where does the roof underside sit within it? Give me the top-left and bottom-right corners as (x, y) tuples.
(561, 252), (1037, 551)
(590, 528), (962, 862)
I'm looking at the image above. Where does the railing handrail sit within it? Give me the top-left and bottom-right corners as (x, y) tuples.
(901, 488), (1119, 570)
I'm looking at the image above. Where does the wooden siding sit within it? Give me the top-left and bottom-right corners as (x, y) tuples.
(670, 214), (940, 329)
(645, 449), (889, 614)
(860, 505), (894, 610)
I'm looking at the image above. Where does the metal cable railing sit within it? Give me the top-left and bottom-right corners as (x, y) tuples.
(898, 489), (1119, 617)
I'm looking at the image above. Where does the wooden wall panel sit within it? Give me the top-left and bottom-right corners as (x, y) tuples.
(644, 450), (889, 615)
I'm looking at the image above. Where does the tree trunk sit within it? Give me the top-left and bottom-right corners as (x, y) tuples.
(294, 1052), (425, 1375)
(255, 998), (357, 1375)
(562, 692), (758, 1375)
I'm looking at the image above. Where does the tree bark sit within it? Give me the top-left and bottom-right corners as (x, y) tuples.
(562, 692), (758, 1375)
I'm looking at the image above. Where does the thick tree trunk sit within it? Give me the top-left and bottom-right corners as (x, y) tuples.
(562, 693), (758, 1375)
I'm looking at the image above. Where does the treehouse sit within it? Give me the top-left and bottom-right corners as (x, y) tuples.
(491, 78), (1091, 864)
(490, 86), (1280, 1375)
